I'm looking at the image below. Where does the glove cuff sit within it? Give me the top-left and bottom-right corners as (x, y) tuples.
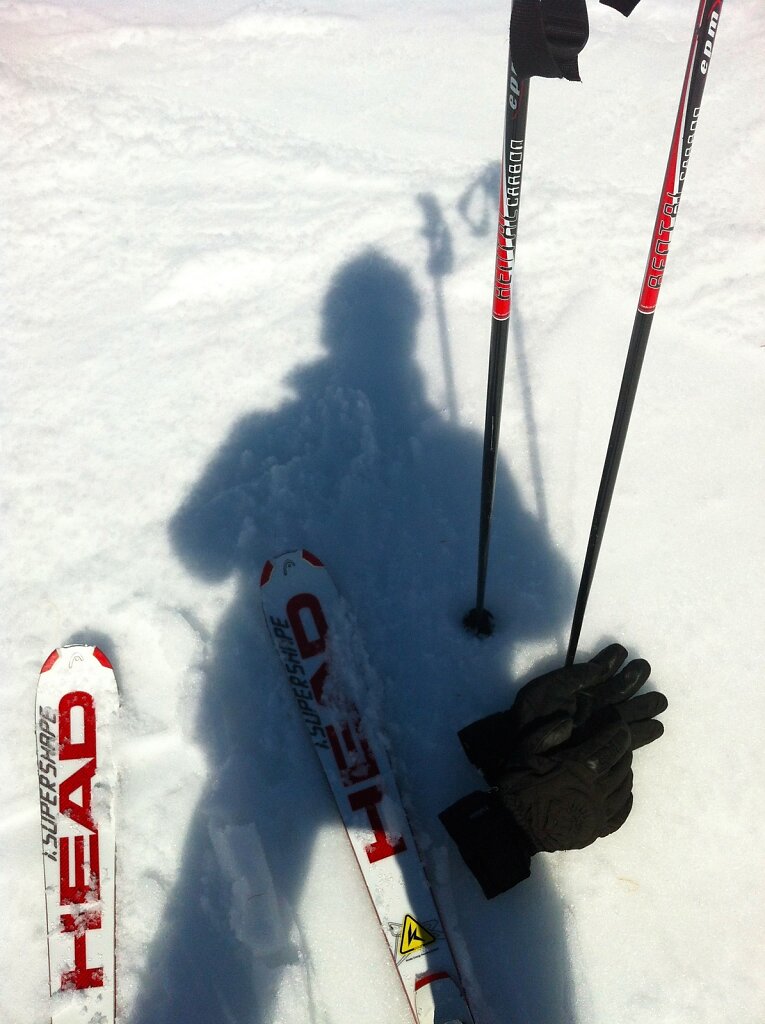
(439, 790), (533, 898)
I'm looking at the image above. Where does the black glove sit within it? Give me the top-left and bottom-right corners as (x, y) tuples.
(495, 716), (634, 853)
(458, 643), (666, 783)
(439, 645), (667, 898)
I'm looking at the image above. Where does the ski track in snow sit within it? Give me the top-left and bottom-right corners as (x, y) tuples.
(3, 2), (765, 1023)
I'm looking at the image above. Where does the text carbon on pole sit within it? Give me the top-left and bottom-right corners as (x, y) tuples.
(465, 41), (530, 637)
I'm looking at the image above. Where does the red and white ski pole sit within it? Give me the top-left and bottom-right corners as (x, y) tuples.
(566, 0), (725, 664)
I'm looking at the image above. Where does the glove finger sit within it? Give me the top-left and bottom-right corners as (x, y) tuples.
(603, 748), (633, 794)
(567, 720), (631, 776)
(588, 643), (629, 679)
(605, 766), (633, 819)
(629, 718), (665, 751)
(603, 793), (633, 836)
(518, 714), (574, 759)
(518, 647), (627, 727)
(589, 658), (651, 713)
(619, 689), (668, 724)
(516, 662), (608, 725)
(572, 646), (631, 723)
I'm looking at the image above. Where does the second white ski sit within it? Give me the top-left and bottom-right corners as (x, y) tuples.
(260, 549), (474, 1024)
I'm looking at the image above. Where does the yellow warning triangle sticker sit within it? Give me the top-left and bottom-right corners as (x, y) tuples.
(398, 914), (436, 956)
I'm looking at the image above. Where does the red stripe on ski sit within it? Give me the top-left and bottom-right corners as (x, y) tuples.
(260, 560), (274, 586)
(415, 971), (451, 991)
(93, 647), (113, 669)
(301, 549), (324, 567)
(40, 650), (60, 673)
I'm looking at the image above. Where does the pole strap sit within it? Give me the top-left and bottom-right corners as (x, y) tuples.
(510, 0), (643, 82)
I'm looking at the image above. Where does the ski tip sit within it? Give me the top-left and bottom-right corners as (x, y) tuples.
(261, 550), (324, 588)
(41, 645), (115, 673)
(463, 606), (495, 637)
(40, 649), (60, 673)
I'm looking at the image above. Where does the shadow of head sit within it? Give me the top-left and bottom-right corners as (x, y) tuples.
(318, 248), (422, 390)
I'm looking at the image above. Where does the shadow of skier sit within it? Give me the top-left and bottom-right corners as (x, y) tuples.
(131, 248), (578, 1024)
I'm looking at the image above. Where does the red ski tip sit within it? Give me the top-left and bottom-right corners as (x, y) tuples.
(40, 650), (60, 673)
(301, 550), (324, 567)
(93, 647), (114, 669)
(260, 560), (274, 587)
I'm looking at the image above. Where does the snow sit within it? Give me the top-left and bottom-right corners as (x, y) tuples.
(2, 1), (764, 1022)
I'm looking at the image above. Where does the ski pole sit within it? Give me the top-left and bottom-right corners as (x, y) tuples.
(465, 0), (592, 637)
(418, 193), (459, 423)
(566, 0), (724, 665)
(464, 39), (529, 638)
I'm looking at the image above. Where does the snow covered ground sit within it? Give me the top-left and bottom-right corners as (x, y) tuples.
(3, 1), (764, 1022)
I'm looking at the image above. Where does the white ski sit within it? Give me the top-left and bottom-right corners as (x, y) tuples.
(260, 549), (474, 1024)
(36, 645), (119, 1024)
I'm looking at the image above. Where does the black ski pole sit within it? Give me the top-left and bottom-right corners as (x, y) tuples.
(464, 43), (529, 638)
(464, 0), (592, 637)
(566, 0), (724, 665)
